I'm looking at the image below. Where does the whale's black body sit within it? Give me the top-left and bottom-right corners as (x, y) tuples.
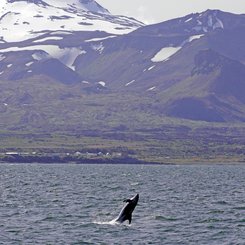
(114, 194), (139, 224)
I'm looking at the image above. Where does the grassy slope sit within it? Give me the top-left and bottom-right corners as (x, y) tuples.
(0, 76), (245, 163)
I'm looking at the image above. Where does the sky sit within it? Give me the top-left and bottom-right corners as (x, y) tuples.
(96, 0), (245, 24)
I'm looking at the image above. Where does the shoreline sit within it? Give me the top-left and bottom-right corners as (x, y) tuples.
(0, 156), (244, 165)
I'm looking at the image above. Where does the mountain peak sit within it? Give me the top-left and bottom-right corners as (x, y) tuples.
(187, 9), (225, 33)
(6, 0), (110, 14)
(0, 0), (143, 42)
(78, 0), (110, 14)
(189, 9), (245, 33)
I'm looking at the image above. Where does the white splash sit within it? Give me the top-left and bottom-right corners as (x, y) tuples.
(93, 219), (118, 225)
(93, 219), (130, 226)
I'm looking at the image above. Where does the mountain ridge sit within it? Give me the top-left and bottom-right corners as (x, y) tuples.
(0, 0), (143, 42)
(1, 6), (245, 162)
(0, 6), (245, 130)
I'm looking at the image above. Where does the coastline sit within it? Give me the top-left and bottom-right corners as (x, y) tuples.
(0, 154), (244, 165)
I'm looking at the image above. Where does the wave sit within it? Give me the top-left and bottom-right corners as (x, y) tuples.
(93, 219), (131, 226)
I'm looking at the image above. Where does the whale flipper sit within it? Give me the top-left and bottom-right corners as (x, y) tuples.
(128, 214), (132, 224)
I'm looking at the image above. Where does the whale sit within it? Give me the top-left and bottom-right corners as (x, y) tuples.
(114, 194), (139, 224)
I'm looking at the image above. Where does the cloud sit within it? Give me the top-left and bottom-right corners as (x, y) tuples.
(135, 5), (155, 24)
(96, 0), (245, 24)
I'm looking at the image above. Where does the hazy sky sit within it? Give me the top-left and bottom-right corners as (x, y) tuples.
(96, 0), (245, 24)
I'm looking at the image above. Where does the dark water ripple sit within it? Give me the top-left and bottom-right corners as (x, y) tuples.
(0, 164), (245, 244)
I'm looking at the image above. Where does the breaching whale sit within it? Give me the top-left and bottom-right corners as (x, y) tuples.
(114, 194), (139, 224)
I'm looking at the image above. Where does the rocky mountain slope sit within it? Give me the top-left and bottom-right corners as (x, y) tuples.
(0, 0), (143, 87)
(74, 9), (245, 122)
(0, 5), (245, 137)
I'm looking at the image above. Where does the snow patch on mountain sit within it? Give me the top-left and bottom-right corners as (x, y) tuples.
(25, 61), (34, 67)
(213, 17), (224, 29)
(50, 31), (73, 35)
(0, 45), (60, 56)
(185, 17), (192, 23)
(33, 36), (64, 43)
(151, 47), (182, 62)
(148, 65), (155, 71)
(0, 0), (143, 42)
(208, 15), (224, 30)
(0, 44), (85, 69)
(85, 35), (116, 42)
(125, 80), (135, 86)
(125, 80), (135, 87)
(192, 12), (225, 34)
(91, 43), (104, 54)
(98, 81), (106, 87)
(151, 33), (205, 63)
(0, 55), (6, 61)
(32, 51), (50, 61)
(147, 86), (156, 91)
(188, 34), (204, 42)
(57, 48), (86, 70)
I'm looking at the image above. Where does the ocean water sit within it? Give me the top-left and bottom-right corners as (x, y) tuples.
(0, 163), (245, 244)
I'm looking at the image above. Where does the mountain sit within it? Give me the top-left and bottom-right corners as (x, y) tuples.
(1, 7), (245, 136)
(0, 0), (142, 42)
(164, 49), (245, 122)
(0, 0), (143, 83)
(74, 9), (245, 87)
(73, 9), (245, 122)
(1, 6), (245, 162)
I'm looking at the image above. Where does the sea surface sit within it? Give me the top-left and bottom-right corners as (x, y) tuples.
(0, 163), (245, 244)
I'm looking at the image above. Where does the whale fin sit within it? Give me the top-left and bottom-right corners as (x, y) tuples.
(128, 214), (132, 224)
